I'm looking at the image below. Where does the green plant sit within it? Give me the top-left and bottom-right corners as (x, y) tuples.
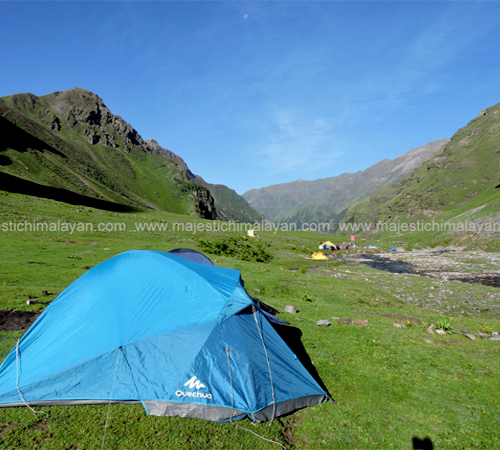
(479, 325), (493, 334)
(435, 317), (452, 331)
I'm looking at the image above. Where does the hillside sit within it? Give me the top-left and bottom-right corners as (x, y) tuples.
(0, 88), (261, 222)
(146, 139), (264, 223)
(243, 139), (448, 227)
(342, 103), (500, 232)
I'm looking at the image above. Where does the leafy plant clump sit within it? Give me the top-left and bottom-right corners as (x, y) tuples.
(435, 317), (453, 331)
(198, 235), (273, 263)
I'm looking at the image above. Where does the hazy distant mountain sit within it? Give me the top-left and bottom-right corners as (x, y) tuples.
(0, 88), (261, 221)
(243, 139), (449, 227)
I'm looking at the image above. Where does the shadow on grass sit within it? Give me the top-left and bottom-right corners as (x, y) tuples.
(412, 436), (434, 449)
(0, 173), (139, 213)
(272, 324), (332, 399)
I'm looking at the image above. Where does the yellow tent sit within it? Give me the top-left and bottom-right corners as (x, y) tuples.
(312, 252), (329, 260)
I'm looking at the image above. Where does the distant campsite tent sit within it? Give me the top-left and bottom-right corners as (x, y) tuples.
(318, 241), (335, 250)
(0, 250), (326, 422)
(312, 252), (329, 260)
(368, 244), (377, 248)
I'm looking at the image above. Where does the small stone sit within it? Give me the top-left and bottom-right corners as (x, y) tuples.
(26, 299), (38, 305)
(465, 334), (476, 341)
(353, 319), (368, 327)
(336, 318), (353, 325)
(435, 329), (446, 335)
(317, 320), (331, 326)
(285, 305), (297, 314)
(41, 290), (48, 295)
(331, 317), (340, 320)
(393, 323), (407, 328)
(492, 332), (499, 336)
(424, 339), (433, 344)
(426, 324), (435, 335)
(490, 336), (500, 341)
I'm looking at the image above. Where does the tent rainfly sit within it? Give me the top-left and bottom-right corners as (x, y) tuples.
(0, 250), (327, 422)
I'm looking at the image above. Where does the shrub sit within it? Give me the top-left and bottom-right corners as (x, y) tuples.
(197, 235), (273, 263)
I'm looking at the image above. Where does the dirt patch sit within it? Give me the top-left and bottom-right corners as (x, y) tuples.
(0, 423), (23, 438)
(0, 310), (41, 331)
(279, 414), (300, 448)
(30, 422), (49, 431)
(60, 239), (99, 245)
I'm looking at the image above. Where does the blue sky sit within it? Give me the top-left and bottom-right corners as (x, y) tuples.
(1, 1), (499, 194)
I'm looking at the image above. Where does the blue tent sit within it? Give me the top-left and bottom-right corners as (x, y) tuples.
(0, 250), (326, 422)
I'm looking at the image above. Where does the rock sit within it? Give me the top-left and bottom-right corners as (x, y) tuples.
(426, 324), (435, 335)
(465, 334), (476, 341)
(393, 323), (407, 328)
(331, 317), (340, 320)
(477, 332), (492, 339)
(317, 320), (331, 326)
(475, 331), (491, 339)
(479, 109), (487, 115)
(490, 336), (500, 341)
(435, 329), (446, 335)
(424, 339), (433, 344)
(41, 290), (48, 295)
(493, 332), (499, 336)
(354, 318), (368, 327)
(452, 330), (469, 335)
(285, 305), (297, 314)
(26, 299), (38, 305)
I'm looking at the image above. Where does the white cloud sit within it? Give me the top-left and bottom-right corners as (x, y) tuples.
(256, 107), (343, 175)
(244, 14), (249, 19)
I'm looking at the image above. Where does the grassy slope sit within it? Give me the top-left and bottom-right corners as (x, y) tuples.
(0, 190), (499, 449)
(0, 93), (208, 217)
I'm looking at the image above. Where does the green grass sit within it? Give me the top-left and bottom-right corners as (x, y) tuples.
(0, 190), (499, 449)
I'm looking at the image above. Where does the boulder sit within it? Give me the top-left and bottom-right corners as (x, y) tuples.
(435, 329), (446, 335)
(465, 334), (476, 341)
(285, 305), (297, 314)
(317, 320), (331, 326)
(393, 323), (407, 329)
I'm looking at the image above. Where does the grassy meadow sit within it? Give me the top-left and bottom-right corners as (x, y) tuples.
(0, 190), (499, 449)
